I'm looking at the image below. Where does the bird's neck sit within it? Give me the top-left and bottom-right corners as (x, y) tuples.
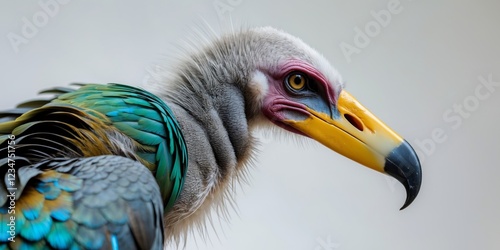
(149, 36), (264, 242)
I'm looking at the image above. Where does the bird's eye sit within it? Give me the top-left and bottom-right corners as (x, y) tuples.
(286, 72), (307, 91)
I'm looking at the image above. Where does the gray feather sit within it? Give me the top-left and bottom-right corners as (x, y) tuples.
(147, 27), (342, 241)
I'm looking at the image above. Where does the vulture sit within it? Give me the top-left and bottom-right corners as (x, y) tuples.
(0, 27), (421, 249)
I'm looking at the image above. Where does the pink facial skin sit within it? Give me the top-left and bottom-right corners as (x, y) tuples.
(261, 59), (338, 135)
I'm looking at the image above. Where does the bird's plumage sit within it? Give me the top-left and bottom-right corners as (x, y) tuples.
(0, 84), (187, 249)
(0, 156), (164, 249)
(0, 27), (421, 249)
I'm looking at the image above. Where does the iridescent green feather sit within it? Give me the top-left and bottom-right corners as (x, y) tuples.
(0, 83), (173, 249)
(53, 83), (188, 211)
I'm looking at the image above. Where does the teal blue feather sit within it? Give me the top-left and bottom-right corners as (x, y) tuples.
(50, 208), (72, 222)
(156, 142), (172, 203)
(46, 221), (75, 249)
(35, 182), (61, 200)
(113, 122), (164, 145)
(0, 213), (11, 242)
(20, 201), (43, 221)
(111, 235), (119, 250)
(137, 119), (167, 136)
(16, 241), (46, 250)
(16, 213), (26, 236)
(136, 151), (156, 165)
(20, 211), (52, 241)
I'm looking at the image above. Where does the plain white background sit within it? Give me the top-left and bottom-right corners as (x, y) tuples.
(1, 1), (499, 249)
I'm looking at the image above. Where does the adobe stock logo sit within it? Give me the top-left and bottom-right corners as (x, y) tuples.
(339, 0), (406, 63)
(385, 74), (499, 192)
(414, 74), (499, 161)
(315, 235), (340, 250)
(6, 0), (71, 53)
(213, 0), (243, 19)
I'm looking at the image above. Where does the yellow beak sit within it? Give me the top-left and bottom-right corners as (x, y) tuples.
(284, 90), (422, 209)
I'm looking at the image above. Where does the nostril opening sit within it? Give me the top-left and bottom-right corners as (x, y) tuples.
(344, 113), (364, 131)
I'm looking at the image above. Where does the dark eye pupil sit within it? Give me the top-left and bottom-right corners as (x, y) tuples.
(293, 75), (302, 85)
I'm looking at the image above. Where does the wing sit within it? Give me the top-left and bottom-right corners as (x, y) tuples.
(52, 83), (188, 211)
(0, 155), (164, 249)
(0, 83), (189, 249)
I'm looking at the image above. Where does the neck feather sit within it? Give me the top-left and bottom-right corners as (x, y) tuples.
(149, 32), (263, 243)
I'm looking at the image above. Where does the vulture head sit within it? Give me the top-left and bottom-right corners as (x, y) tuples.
(151, 26), (422, 241)
(251, 27), (421, 210)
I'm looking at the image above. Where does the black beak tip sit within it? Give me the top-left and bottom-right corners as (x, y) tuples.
(384, 140), (422, 210)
